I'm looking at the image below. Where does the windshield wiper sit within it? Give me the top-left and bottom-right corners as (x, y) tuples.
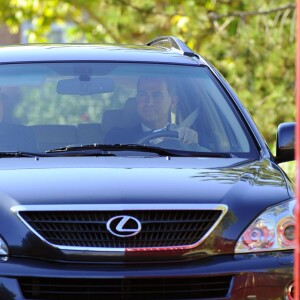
(0, 151), (44, 158)
(46, 144), (233, 158)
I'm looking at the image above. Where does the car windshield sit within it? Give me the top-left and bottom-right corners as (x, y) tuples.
(0, 62), (258, 158)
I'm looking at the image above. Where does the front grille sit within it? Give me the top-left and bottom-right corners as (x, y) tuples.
(18, 207), (224, 250)
(19, 276), (233, 299)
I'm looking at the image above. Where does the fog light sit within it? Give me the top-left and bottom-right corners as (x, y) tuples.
(286, 281), (294, 300)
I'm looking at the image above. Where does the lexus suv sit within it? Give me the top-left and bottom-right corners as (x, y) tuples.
(0, 36), (295, 300)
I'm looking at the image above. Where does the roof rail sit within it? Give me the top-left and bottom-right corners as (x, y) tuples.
(146, 36), (197, 58)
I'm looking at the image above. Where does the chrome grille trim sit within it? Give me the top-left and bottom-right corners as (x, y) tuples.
(12, 204), (228, 252)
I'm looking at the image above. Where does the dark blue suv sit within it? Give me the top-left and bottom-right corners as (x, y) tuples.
(0, 36), (295, 300)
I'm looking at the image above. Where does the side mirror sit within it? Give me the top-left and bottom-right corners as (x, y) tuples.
(275, 122), (295, 163)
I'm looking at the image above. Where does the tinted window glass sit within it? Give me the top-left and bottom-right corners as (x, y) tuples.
(0, 62), (258, 157)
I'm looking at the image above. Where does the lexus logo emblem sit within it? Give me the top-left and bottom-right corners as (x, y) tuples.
(106, 215), (142, 237)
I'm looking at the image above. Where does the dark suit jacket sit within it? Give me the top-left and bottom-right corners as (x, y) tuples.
(104, 124), (202, 151)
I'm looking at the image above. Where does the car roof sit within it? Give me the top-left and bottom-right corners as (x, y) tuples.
(0, 43), (205, 65)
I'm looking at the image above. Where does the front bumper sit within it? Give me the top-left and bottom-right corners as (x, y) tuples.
(0, 251), (294, 300)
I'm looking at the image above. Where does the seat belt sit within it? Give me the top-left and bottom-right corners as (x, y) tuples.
(180, 107), (199, 128)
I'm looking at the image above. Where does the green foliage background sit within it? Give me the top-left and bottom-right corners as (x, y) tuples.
(0, 0), (297, 178)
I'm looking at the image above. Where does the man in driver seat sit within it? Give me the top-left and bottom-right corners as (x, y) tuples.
(104, 76), (198, 145)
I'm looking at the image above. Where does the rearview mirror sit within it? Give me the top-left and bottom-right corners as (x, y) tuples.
(57, 77), (114, 95)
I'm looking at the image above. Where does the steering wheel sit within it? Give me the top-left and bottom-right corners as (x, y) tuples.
(137, 127), (209, 152)
(137, 130), (178, 145)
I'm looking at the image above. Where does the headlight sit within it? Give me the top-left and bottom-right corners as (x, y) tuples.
(235, 199), (295, 253)
(0, 237), (8, 255)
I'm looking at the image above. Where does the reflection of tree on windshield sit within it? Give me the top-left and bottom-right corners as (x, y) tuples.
(0, 87), (21, 123)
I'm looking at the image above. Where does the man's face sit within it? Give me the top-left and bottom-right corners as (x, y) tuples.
(136, 78), (176, 129)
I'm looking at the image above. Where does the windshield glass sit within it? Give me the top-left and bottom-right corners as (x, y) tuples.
(0, 62), (257, 157)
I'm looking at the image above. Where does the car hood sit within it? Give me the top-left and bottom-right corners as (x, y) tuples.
(0, 156), (291, 206)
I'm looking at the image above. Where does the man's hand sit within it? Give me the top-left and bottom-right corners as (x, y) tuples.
(175, 127), (198, 145)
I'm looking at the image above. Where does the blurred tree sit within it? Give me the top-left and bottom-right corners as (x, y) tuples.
(0, 0), (296, 144)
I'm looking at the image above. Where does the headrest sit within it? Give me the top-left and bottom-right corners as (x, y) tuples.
(120, 97), (140, 128)
(101, 97), (140, 134)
